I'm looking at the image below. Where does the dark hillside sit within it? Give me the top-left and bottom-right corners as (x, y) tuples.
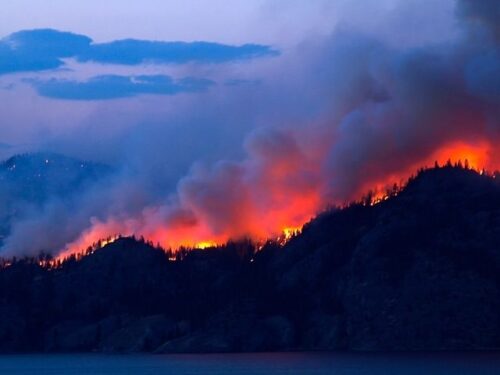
(0, 166), (499, 352)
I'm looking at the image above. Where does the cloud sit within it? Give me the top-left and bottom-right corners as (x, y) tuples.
(6, 29), (92, 57)
(0, 29), (278, 76)
(28, 74), (215, 100)
(77, 39), (279, 65)
(224, 78), (261, 87)
(0, 29), (91, 75)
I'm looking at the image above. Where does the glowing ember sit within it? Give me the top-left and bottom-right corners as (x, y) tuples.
(276, 226), (302, 246)
(100, 236), (120, 248)
(195, 241), (218, 249)
(282, 226), (301, 241)
(369, 193), (391, 207)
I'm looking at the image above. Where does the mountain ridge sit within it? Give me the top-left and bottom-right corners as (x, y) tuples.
(0, 165), (499, 352)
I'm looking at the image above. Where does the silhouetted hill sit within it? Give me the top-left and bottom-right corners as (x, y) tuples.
(0, 166), (499, 352)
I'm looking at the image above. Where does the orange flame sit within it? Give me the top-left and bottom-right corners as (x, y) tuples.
(57, 139), (498, 261)
(277, 226), (302, 246)
(353, 140), (495, 206)
(195, 241), (218, 249)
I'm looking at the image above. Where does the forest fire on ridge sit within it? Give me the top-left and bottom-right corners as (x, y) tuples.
(54, 139), (499, 263)
(352, 141), (495, 206)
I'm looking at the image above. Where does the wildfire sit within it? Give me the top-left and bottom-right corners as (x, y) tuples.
(276, 226), (302, 246)
(369, 193), (391, 206)
(51, 139), (498, 262)
(352, 140), (496, 207)
(56, 234), (120, 262)
(100, 236), (120, 248)
(432, 142), (491, 171)
(283, 227), (301, 239)
(195, 241), (218, 249)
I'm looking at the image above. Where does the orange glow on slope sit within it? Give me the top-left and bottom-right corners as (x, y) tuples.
(58, 218), (121, 260)
(277, 226), (302, 246)
(56, 192), (318, 260)
(431, 142), (491, 171)
(195, 241), (218, 249)
(56, 139), (499, 260)
(352, 140), (496, 206)
(283, 227), (301, 239)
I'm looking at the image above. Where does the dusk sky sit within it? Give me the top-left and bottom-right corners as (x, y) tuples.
(1, 0), (457, 45)
(0, 0), (459, 163)
(0, 0), (498, 255)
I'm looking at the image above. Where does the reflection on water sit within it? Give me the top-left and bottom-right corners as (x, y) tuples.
(0, 352), (499, 375)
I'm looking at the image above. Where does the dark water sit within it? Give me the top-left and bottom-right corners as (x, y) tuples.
(0, 352), (499, 374)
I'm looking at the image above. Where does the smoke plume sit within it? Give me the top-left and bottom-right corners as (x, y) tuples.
(1, 0), (499, 257)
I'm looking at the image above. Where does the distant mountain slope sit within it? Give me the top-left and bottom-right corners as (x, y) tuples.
(0, 153), (112, 242)
(0, 166), (499, 352)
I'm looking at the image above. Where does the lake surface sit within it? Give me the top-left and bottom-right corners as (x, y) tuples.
(0, 352), (499, 375)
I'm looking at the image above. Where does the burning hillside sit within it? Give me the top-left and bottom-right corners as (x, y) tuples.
(1, 164), (499, 352)
(58, 152), (499, 261)
(55, 0), (500, 258)
(0, 0), (498, 259)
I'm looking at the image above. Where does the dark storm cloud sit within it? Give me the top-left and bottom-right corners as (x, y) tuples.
(0, 29), (278, 75)
(29, 75), (215, 100)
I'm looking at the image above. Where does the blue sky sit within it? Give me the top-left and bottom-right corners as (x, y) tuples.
(0, 0), (339, 45)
